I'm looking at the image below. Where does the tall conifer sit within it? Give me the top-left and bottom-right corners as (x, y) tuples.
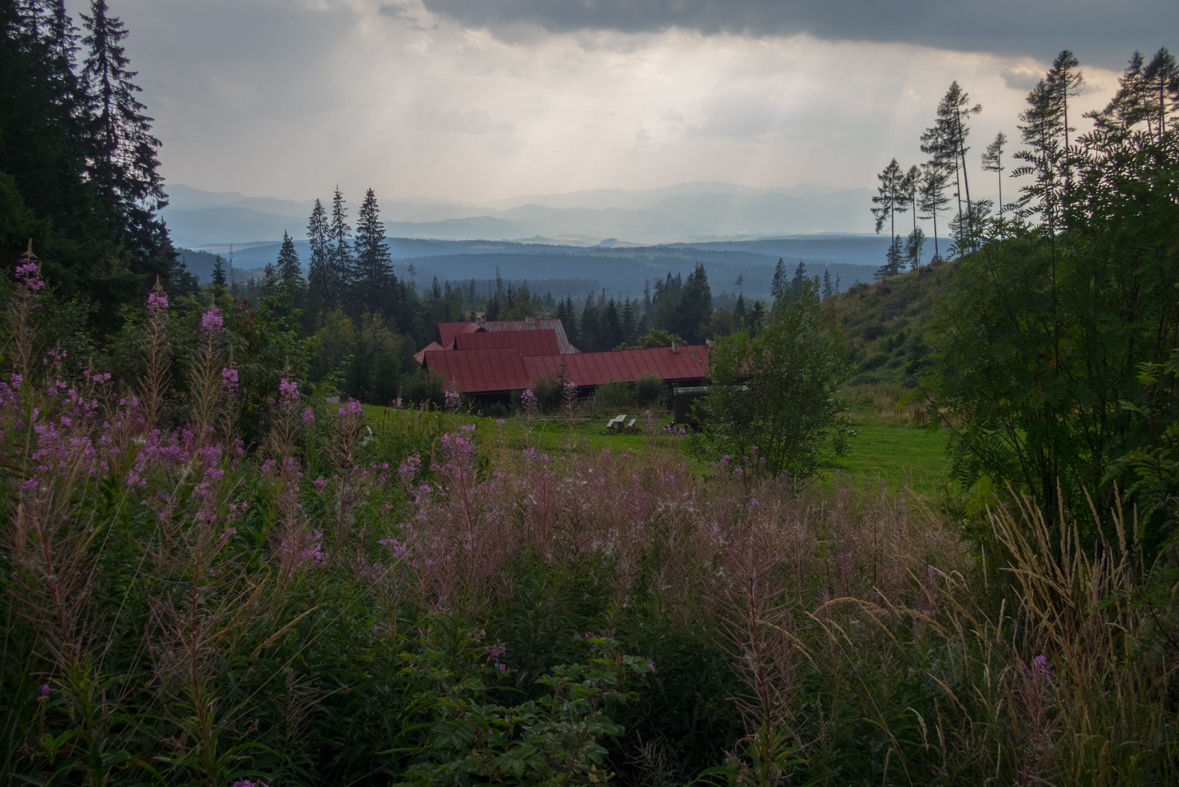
(81, 0), (170, 274)
(327, 187), (351, 303)
(307, 199), (329, 304)
(354, 188), (395, 314)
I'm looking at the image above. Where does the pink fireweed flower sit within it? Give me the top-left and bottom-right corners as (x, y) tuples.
(444, 390), (461, 412)
(1033, 654), (1052, 676)
(313, 476), (326, 489)
(146, 289), (168, 313)
(15, 260), (45, 291)
(398, 454), (421, 481)
(302, 407), (315, 424)
(40, 684), (50, 696)
(338, 400), (362, 418)
(278, 377), (299, 407)
(221, 367), (239, 397)
(200, 307), (223, 336)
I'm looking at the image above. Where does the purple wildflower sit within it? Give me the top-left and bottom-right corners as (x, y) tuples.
(279, 377), (299, 407)
(200, 307), (223, 336)
(221, 367), (239, 397)
(147, 289), (168, 313)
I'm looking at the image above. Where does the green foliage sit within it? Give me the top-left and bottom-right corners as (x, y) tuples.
(396, 620), (645, 786)
(926, 53), (1179, 546)
(591, 380), (634, 412)
(403, 367), (446, 408)
(530, 371), (570, 413)
(700, 278), (851, 479)
(633, 374), (666, 407)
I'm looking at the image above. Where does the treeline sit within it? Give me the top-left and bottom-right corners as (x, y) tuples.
(237, 186), (802, 366)
(0, 0), (192, 334)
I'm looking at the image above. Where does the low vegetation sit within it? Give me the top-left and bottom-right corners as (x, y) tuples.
(1, 259), (1175, 786)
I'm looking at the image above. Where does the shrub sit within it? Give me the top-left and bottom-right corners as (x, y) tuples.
(531, 372), (567, 412)
(592, 380), (633, 412)
(634, 374), (666, 407)
(403, 366), (445, 407)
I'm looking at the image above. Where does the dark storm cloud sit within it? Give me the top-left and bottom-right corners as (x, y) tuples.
(419, 0), (1176, 69)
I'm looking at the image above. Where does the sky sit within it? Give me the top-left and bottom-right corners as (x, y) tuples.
(72, 0), (1177, 205)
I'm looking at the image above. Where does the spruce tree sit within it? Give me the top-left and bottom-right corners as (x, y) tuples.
(678, 264), (713, 344)
(871, 159), (910, 270)
(604, 298), (622, 349)
(1046, 50), (1084, 182)
(211, 254), (227, 288)
(275, 230), (301, 282)
(81, 0), (170, 276)
(621, 297), (636, 345)
(981, 132), (1008, 226)
(327, 187), (351, 304)
(906, 227), (926, 270)
(307, 199), (328, 305)
(922, 83), (981, 253)
(789, 261), (808, 299)
(918, 163), (950, 262)
(1143, 48), (1178, 142)
(822, 269), (833, 299)
(770, 258), (786, 300)
(580, 293), (600, 351)
(354, 188), (395, 314)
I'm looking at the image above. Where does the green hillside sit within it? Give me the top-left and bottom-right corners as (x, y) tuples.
(821, 258), (958, 422)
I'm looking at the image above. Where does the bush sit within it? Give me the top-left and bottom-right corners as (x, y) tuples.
(531, 372), (567, 412)
(403, 366), (445, 408)
(592, 380), (633, 412)
(634, 374), (666, 407)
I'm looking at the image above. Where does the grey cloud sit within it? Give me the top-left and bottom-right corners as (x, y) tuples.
(419, 0), (1177, 69)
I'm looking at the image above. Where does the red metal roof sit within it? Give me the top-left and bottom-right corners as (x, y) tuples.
(437, 322), (482, 349)
(422, 348), (530, 393)
(524, 345), (709, 388)
(454, 329), (562, 356)
(485, 319), (579, 354)
(423, 344), (710, 394)
(434, 319), (579, 354)
(413, 341), (444, 365)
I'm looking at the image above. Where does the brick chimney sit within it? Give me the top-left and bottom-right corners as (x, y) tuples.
(671, 340), (679, 354)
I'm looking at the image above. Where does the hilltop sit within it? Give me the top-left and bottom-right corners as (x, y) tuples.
(822, 258), (958, 420)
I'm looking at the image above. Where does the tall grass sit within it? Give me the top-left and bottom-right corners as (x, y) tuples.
(1, 259), (1174, 785)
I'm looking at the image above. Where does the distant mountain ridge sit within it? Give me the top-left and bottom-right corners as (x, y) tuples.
(162, 182), (875, 249)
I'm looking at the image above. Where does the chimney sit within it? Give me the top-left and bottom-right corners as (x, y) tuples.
(671, 340), (679, 354)
(526, 315), (536, 326)
(475, 313), (485, 327)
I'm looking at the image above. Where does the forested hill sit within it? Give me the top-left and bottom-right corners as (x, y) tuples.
(822, 257), (958, 390)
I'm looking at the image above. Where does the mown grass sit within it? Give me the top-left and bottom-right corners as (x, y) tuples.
(832, 424), (952, 499)
(366, 405), (953, 500)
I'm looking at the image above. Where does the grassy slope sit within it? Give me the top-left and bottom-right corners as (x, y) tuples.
(822, 258), (957, 425)
(367, 405), (953, 500)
